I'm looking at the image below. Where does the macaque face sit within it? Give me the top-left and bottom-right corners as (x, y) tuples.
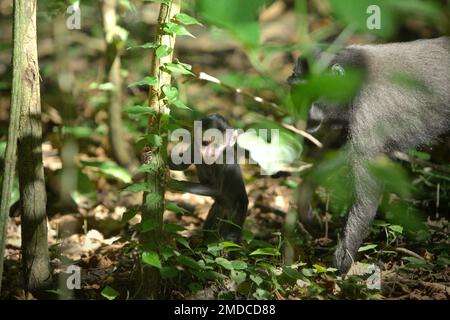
(289, 57), (351, 132)
(196, 128), (237, 164)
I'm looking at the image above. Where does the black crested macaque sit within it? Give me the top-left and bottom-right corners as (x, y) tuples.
(288, 37), (450, 273)
(168, 114), (248, 242)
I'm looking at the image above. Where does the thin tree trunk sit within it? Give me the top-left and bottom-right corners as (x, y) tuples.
(14, 0), (52, 291)
(0, 0), (26, 294)
(138, 0), (181, 299)
(102, 0), (134, 168)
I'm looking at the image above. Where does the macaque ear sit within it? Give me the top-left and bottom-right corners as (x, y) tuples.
(288, 57), (309, 85)
(295, 57), (309, 75)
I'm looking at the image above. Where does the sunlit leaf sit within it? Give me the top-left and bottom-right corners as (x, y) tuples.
(165, 202), (189, 214)
(142, 251), (162, 269)
(215, 257), (233, 270)
(80, 160), (131, 183)
(163, 21), (195, 38)
(163, 63), (194, 76)
(175, 13), (202, 26)
(358, 244), (377, 252)
(101, 286), (119, 300)
(156, 45), (172, 58)
(249, 248), (280, 256)
(123, 105), (154, 115)
(127, 76), (158, 88)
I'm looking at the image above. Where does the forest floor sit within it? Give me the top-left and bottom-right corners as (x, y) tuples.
(1, 158), (449, 300)
(0, 0), (449, 301)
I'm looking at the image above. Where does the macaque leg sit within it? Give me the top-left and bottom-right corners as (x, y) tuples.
(203, 202), (224, 240)
(203, 202), (246, 242)
(333, 155), (380, 273)
(219, 208), (246, 243)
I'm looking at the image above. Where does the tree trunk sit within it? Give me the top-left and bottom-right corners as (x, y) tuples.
(15, 0), (52, 291)
(138, 0), (181, 299)
(102, 0), (134, 168)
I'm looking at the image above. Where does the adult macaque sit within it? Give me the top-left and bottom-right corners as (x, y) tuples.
(288, 37), (450, 273)
(168, 114), (248, 242)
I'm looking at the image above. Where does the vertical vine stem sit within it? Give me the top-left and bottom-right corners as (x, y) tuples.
(139, 0), (181, 299)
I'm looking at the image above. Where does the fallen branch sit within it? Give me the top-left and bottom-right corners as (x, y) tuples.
(395, 247), (425, 261)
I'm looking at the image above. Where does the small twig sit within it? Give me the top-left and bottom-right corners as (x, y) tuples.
(395, 247), (425, 261)
(391, 151), (450, 174)
(197, 72), (324, 148)
(281, 123), (323, 148)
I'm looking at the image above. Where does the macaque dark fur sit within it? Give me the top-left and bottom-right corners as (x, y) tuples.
(289, 37), (450, 273)
(169, 114), (248, 242)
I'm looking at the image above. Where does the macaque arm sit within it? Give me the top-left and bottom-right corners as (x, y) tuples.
(168, 160), (191, 171)
(168, 179), (219, 197)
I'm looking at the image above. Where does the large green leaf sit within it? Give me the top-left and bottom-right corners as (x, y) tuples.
(80, 160), (131, 183)
(196, 0), (270, 49)
(142, 251), (162, 269)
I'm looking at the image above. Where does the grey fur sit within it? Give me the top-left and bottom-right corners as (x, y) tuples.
(291, 37), (450, 273)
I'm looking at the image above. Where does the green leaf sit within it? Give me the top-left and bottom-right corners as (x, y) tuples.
(230, 260), (247, 270)
(101, 286), (119, 300)
(62, 126), (95, 139)
(174, 235), (191, 249)
(253, 288), (271, 300)
(160, 266), (178, 279)
(221, 241), (242, 249)
(124, 183), (148, 193)
(358, 244), (378, 252)
(163, 21), (195, 37)
(196, 0), (265, 49)
(283, 267), (302, 279)
(123, 105), (155, 115)
(127, 42), (158, 50)
(142, 251), (162, 269)
(249, 274), (263, 286)
(173, 100), (191, 110)
(160, 246), (175, 260)
(164, 223), (185, 232)
(165, 202), (189, 214)
(302, 268), (315, 277)
(312, 264), (328, 273)
(402, 256), (428, 268)
(80, 160), (131, 183)
(162, 85), (179, 103)
(230, 270), (246, 284)
(163, 63), (194, 76)
(176, 255), (202, 270)
(249, 248), (280, 256)
(142, 134), (163, 147)
(156, 45), (172, 59)
(175, 13), (202, 25)
(215, 257), (233, 270)
(128, 76), (158, 88)
(389, 225), (403, 234)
